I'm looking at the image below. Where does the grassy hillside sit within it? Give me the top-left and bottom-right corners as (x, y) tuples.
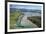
(27, 16), (41, 28)
(10, 10), (22, 29)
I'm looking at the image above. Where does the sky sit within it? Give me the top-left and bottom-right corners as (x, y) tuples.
(10, 4), (42, 10)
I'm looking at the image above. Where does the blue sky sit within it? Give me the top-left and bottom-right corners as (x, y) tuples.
(10, 4), (41, 10)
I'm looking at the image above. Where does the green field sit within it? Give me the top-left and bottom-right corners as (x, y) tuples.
(10, 10), (23, 29)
